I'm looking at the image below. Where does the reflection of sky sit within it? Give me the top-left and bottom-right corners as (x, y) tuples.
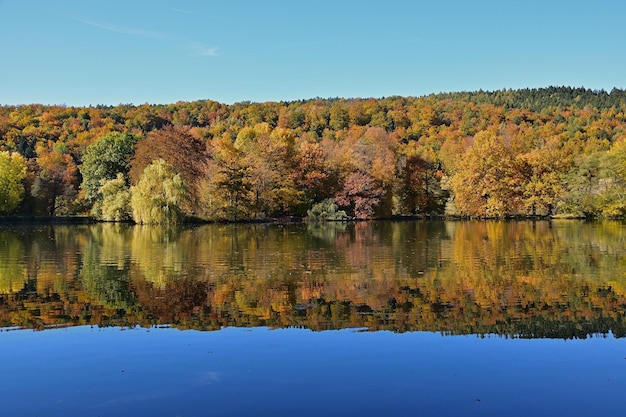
(1, 326), (625, 417)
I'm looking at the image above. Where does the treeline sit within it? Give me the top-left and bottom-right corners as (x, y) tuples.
(433, 86), (626, 112)
(1, 86), (626, 221)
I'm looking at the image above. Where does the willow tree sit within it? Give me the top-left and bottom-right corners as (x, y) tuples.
(0, 151), (27, 214)
(130, 159), (187, 224)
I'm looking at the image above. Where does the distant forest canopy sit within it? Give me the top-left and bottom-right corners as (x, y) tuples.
(1, 86), (626, 221)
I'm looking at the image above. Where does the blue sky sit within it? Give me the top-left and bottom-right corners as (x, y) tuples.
(1, 0), (624, 106)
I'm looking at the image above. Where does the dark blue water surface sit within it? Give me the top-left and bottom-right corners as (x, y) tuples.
(2, 325), (625, 417)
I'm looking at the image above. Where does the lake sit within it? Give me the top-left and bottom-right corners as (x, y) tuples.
(1, 220), (626, 416)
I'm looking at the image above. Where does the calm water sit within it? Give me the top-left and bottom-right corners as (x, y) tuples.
(1, 220), (626, 416)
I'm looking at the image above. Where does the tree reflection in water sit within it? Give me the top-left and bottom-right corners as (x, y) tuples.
(1, 220), (626, 338)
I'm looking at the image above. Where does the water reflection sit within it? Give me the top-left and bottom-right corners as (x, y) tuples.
(1, 220), (626, 338)
(0, 230), (27, 293)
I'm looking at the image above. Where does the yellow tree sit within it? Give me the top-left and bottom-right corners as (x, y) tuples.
(233, 124), (302, 217)
(518, 146), (566, 216)
(0, 151), (27, 214)
(244, 127), (303, 217)
(450, 130), (523, 217)
(199, 135), (253, 221)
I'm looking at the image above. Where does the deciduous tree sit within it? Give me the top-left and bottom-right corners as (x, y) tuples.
(32, 146), (79, 216)
(130, 159), (187, 224)
(0, 151), (27, 214)
(199, 136), (253, 221)
(450, 130), (523, 217)
(129, 126), (207, 214)
(335, 172), (385, 219)
(80, 132), (136, 206)
(99, 173), (132, 222)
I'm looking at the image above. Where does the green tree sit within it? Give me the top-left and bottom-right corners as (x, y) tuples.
(557, 153), (602, 217)
(130, 159), (188, 224)
(600, 139), (626, 217)
(79, 132), (136, 206)
(0, 151), (27, 214)
(80, 225), (135, 309)
(558, 140), (626, 218)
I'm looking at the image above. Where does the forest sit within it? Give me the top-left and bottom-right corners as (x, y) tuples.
(1, 86), (626, 222)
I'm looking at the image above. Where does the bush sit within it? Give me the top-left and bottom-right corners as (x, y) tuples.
(306, 198), (349, 221)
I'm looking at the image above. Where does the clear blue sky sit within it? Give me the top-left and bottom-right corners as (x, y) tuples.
(1, 0), (624, 106)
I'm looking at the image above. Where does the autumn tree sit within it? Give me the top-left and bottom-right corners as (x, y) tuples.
(124, 104), (169, 132)
(199, 135), (253, 221)
(2, 87), (626, 220)
(518, 145), (566, 216)
(294, 139), (335, 207)
(331, 127), (397, 219)
(449, 130), (523, 217)
(31, 145), (80, 216)
(242, 127), (303, 217)
(329, 102), (350, 130)
(0, 151), (27, 214)
(228, 123), (303, 217)
(335, 172), (385, 219)
(129, 126), (207, 215)
(395, 154), (446, 215)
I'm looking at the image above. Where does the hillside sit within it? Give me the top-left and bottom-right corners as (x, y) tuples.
(1, 86), (625, 220)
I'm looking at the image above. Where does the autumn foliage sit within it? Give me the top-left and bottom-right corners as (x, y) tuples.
(2, 87), (626, 220)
